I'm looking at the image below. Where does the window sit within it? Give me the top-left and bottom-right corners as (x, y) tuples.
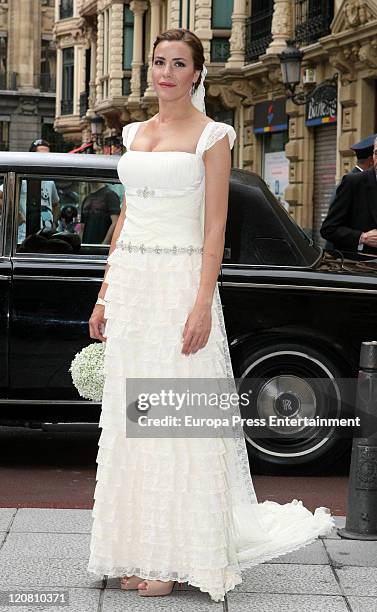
(122, 4), (134, 95)
(212, 0), (232, 28)
(295, 0), (334, 45)
(15, 177), (125, 256)
(123, 6), (134, 70)
(245, 0), (273, 62)
(0, 175), (5, 240)
(0, 121), (9, 151)
(211, 0), (232, 62)
(62, 47), (74, 115)
(102, 8), (110, 99)
(211, 38), (230, 62)
(40, 40), (55, 92)
(59, 0), (73, 20)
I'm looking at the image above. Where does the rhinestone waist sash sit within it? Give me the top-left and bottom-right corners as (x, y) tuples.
(116, 239), (203, 255)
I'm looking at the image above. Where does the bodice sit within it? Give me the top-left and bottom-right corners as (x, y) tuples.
(116, 120), (236, 248)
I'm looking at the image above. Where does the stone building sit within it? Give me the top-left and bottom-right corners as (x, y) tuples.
(53, 0), (377, 241)
(0, 0), (58, 151)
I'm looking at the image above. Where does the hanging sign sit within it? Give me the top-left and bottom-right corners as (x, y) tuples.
(305, 78), (337, 126)
(254, 98), (288, 133)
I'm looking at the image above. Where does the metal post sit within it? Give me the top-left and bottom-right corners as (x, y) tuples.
(338, 341), (377, 539)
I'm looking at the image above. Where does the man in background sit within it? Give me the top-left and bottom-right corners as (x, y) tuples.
(320, 134), (377, 255)
(348, 134), (376, 173)
(79, 182), (120, 245)
(0, 139), (60, 243)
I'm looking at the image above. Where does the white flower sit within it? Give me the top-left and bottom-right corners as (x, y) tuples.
(69, 342), (105, 402)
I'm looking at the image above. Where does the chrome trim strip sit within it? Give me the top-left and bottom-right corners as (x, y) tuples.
(14, 275), (104, 282)
(13, 256), (107, 264)
(222, 281), (377, 295)
(0, 275), (10, 280)
(0, 399), (101, 405)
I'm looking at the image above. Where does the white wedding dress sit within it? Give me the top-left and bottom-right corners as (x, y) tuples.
(87, 120), (335, 602)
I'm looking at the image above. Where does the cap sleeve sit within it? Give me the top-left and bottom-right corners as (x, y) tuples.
(199, 122), (236, 157)
(122, 122), (134, 149)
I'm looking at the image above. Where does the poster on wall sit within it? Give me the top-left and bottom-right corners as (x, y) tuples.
(264, 151), (290, 210)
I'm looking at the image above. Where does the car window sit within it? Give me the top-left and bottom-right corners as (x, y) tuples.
(224, 181), (320, 267)
(15, 177), (124, 256)
(0, 177), (4, 244)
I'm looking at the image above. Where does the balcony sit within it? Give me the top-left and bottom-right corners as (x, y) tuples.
(245, 0), (273, 63)
(295, 0), (334, 46)
(0, 72), (18, 91)
(59, 0), (73, 20)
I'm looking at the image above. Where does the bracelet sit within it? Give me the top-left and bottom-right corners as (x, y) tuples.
(96, 297), (107, 306)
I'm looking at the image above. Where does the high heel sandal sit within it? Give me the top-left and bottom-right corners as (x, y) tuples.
(120, 575), (145, 590)
(137, 579), (184, 596)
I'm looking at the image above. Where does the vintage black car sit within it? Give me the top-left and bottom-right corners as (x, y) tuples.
(0, 152), (375, 474)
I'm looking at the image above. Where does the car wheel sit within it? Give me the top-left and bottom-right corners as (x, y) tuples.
(234, 342), (353, 475)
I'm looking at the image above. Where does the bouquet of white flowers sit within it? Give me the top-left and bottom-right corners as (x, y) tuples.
(69, 342), (105, 401)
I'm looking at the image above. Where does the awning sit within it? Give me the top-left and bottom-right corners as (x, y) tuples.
(68, 142), (93, 154)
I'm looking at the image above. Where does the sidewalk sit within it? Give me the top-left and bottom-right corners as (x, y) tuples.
(0, 509), (376, 611)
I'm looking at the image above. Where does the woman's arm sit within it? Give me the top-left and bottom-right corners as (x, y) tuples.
(97, 195), (127, 300)
(181, 135), (231, 354)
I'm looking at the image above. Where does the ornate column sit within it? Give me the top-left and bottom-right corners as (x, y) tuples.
(89, 32), (97, 109)
(225, 0), (247, 69)
(266, 0), (293, 55)
(169, 0), (181, 28)
(143, 0), (162, 99)
(109, 0), (124, 99)
(194, 0), (212, 61)
(96, 10), (104, 102)
(56, 46), (62, 116)
(128, 0), (148, 103)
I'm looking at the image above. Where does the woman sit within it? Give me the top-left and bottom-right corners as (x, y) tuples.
(87, 28), (335, 602)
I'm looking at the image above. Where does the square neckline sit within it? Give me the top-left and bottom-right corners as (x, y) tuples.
(126, 120), (215, 156)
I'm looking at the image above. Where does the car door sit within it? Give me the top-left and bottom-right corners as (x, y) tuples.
(9, 171), (123, 406)
(0, 172), (11, 399)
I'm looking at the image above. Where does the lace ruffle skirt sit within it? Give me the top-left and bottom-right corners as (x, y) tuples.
(86, 245), (336, 602)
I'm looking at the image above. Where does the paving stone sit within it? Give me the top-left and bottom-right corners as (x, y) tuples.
(346, 596), (377, 612)
(102, 588), (223, 611)
(226, 592), (349, 611)
(232, 564), (341, 595)
(0, 532), (90, 559)
(0, 556), (102, 589)
(10, 508), (92, 533)
(0, 508), (16, 531)
(0, 587), (100, 611)
(325, 539), (377, 567)
(268, 540), (328, 564)
(335, 567), (377, 596)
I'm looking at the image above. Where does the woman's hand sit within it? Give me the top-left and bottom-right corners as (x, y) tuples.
(89, 304), (107, 342)
(182, 303), (212, 355)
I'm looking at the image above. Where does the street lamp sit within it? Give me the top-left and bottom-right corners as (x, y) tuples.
(278, 39), (337, 106)
(90, 114), (104, 146)
(279, 39), (303, 97)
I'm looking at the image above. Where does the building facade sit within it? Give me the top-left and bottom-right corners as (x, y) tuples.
(53, 0), (377, 241)
(0, 0), (59, 151)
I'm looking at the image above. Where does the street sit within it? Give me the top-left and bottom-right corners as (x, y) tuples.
(0, 427), (349, 513)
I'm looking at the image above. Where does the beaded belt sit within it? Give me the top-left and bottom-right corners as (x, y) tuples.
(116, 239), (203, 255)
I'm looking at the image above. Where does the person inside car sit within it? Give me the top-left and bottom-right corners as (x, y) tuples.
(79, 181), (120, 245)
